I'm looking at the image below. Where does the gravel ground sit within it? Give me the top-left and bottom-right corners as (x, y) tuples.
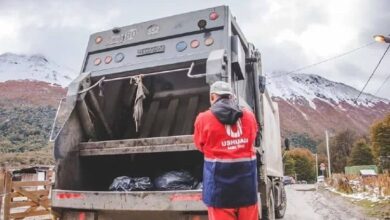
(283, 184), (377, 220)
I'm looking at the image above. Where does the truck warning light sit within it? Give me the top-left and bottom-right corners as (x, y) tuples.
(95, 36), (103, 44)
(104, 56), (112, 64)
(209, 12), (219, 20)
(94, 58), (101, 66)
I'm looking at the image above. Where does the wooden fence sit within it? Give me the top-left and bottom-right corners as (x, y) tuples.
(1, 168), (53, 220)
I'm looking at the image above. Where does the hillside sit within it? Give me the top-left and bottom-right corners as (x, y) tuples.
(0, 81), (65, 165)
(267, 73), (390, 150)
(0, 80), (66, 107)
(0, 53), (72, 166)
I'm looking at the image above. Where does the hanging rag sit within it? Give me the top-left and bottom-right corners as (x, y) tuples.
(132, 75), (148, 132)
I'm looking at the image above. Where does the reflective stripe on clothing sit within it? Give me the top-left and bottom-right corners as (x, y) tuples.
(204, 156), (256, 163)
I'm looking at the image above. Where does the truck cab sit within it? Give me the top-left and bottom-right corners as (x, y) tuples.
(50, 5), (286, 220)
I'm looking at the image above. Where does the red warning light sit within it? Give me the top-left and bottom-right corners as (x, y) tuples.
(104, 56), (112, 64)
(190, 40), (200, 48)
(209, 12), (219, 20)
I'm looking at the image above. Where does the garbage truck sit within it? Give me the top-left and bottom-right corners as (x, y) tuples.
(50, 5), (287, 220)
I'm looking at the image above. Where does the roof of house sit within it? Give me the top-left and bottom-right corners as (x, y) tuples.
(359, 169), (377, 176)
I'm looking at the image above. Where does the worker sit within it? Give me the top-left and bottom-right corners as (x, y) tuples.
(194, 81), (259, 220)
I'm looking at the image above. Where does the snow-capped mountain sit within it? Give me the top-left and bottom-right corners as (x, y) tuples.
(267, 73), (388, 107)
(0, 53), (77, 87)
(267, 73), (390, 140)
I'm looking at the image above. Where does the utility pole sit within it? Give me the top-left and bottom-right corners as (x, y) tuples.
(326, 130), (332, 178)
(315, 153), (318, 180)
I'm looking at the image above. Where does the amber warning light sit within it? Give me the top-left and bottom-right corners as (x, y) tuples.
(95, 36), (103, 44)
(205, 37), (214, 46)
(94, 58), (101, 66)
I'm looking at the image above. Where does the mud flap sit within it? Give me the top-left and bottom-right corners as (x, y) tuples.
(61, 211), (97, 220)
(260, 178), (275, 220)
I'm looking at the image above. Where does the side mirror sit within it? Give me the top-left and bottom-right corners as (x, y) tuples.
(284, 138), (290, 151)
(258, 75), (266, 93)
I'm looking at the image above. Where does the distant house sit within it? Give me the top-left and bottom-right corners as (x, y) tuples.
(359, 169), (377, 177)
(12, 166), (54, 190)
(344, 165), (378, 176)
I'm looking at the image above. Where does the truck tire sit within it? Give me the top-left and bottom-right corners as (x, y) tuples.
(275, 184), (287, 219)
(262, 189), (275, 220)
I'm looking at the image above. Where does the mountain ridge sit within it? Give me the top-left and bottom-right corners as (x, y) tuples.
(267, 72), (389, 107)
(267, 72), (390, 140)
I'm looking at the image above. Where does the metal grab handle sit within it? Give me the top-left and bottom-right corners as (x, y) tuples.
(187, 62), (206, 78)
(78, 62), (198, 94)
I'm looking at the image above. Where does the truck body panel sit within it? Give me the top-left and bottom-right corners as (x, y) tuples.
(261, 92), (283, 177)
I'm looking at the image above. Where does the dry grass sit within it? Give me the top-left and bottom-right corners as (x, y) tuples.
(328, 173), (390, 197)
(362, 175), (390, 196)
(327, 174), (390, 219)
(0, 147), (54, 168)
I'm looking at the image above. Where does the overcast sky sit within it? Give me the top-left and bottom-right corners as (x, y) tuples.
(0, 0), (389, 99)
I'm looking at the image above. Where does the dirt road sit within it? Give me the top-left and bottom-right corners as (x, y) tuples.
(283, 184), (374, 220)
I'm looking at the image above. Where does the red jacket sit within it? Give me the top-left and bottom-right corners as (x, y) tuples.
(194, 109), (258, 160)
(194, 107), (258, 208)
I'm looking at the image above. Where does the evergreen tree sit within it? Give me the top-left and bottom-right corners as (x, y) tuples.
(289, 133), (318, 153)
(370, 113), (390, 170)
(348, 139), (374, 166)
(330, 129), (355, 173)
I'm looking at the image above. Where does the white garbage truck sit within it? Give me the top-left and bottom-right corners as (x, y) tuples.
(50, 5), (287, 220)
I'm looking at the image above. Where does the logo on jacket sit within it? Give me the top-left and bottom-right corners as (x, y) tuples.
(225, 119), (243, 138)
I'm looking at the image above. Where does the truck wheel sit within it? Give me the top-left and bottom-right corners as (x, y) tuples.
(275, 185), (287, 219)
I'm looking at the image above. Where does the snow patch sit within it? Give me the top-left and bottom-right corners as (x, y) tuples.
(301, 111), (308, 120)
(326, 186), (388, 203)
(267, 73), (389, 108)
(338, 104), (347, 111)
(308, 100), (317, 109)
(0, 52), (77, 87)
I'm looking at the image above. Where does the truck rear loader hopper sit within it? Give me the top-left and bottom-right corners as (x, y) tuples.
(50, 6), (286, 220)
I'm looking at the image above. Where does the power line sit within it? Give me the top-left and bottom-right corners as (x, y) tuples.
(267, 41), (376, 79)
(374, 73), (390, 95)
(355, 44), (390, 102)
